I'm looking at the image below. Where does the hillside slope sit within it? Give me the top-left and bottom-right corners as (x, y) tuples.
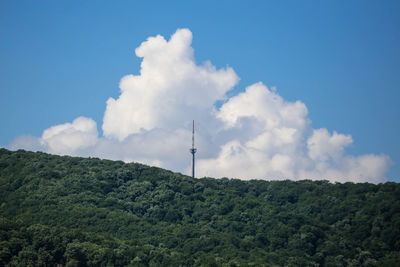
(0, 148), (399, 266)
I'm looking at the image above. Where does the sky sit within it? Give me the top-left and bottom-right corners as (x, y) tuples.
(1, 1), (399, 182)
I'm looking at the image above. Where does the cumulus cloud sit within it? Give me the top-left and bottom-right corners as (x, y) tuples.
(307, 128), (352, 161)
(40, 116), (99, 155)
(197, 83), (391, 182)
(10, 117), (99, 157)
(102, 29), (238, 141)
(9, 28), (391, 183)
(9, 135), (43, 152)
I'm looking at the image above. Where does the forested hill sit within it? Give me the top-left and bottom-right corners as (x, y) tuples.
(0, 148), (399, 266)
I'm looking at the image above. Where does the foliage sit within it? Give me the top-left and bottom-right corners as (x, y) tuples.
(0, 148), (400, 266)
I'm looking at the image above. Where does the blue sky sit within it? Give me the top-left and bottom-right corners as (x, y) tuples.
(1, 1), (399, 181)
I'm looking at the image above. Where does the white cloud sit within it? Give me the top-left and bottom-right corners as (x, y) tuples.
(217, 82), (308, 132)
(9, 28), (392, 183)
(92, 128), (193, 170)
(102, 28), (238, 141)
(9, 135), (42, 152)
(40, 116), (98, 155)
(298, 154), (391, 183)
(307, 128), (353, 161)
(196, 82), (390, 183)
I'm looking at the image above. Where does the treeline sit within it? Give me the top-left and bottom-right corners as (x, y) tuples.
(0, 148), (399, 266)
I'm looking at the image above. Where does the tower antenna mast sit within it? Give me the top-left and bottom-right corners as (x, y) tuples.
(190, 120), (197, 178)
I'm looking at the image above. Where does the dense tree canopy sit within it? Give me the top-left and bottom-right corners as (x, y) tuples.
(0, 148), (399, 266)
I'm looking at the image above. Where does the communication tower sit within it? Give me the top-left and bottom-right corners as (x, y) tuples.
(190, 120), (197, 178)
